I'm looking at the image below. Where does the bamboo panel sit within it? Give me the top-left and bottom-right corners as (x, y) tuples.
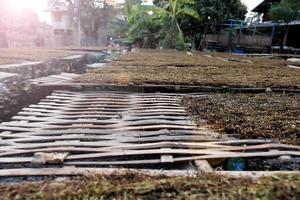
(0, 90), (299, 177)
(31, 73), (80, 85)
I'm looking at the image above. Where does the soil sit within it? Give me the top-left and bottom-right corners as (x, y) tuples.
(182, 93), (300, 145)
(0, 174), (299, 200)
(248, 158), (300, 171)
(74, 49), (300, 89)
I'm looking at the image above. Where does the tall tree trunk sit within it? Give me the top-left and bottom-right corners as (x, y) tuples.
(199, 21), (208, 51)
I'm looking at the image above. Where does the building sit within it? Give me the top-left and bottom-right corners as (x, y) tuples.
(46, 0), (73, 46)
(204, 0), (300, 52)
(252, 0), (300, 50)
(252, 0), (281, 22)
(204, 20), (276, 52)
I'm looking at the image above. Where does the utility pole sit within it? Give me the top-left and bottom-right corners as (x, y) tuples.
(73, 0), (81, 46)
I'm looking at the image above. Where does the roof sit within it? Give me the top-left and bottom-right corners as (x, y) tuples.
(245, 20), (300, 28)
(252, 0), (281, 13)
(45, 0), (68, 12)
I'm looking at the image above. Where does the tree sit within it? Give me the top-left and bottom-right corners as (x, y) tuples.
(109, 0), (160, 47)
(269, 0), (300, 46)
(120, 0), (247, 50)
(155, 0), (202, 49)
(125, 0), (202, 50)
(108, 15), (128, 39)
(65, 0), (119, 46)
(195, 0), (247, 23)
(124, 1), (168, 48)
(154, 0), (246, 49)
(79, 0), (118, 45)
(108, 0), (142, 39)
(192, 0), (247, 49)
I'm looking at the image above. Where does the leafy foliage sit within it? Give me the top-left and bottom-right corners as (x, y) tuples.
(108, 15), (128, 38)
(269, 0), (300, 47)
(123, 0), (202, 50)
(125, 2), (167, 48)
(114, 0), (247, 50)
(195, 0), (247, 23)
(79, 0), (119, 45)
(269, 0), (300, 23)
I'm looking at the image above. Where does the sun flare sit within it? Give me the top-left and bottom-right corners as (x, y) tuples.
(7, 0), (45, 13)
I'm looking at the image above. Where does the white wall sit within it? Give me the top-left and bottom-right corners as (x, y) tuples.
(51, 12), (72, 31)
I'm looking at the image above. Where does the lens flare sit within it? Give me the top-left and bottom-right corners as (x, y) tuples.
(7, 0), (45, 13)
(6, 0), (49, 22)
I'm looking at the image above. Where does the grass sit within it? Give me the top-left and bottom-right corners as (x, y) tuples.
(74, 49), (300, 89)
(1, 174), (300, 200)
(183, 93), (300, 145)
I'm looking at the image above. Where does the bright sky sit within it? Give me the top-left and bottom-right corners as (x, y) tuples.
(241, 0), (263, 11)
(7, 0), (50, 23)
(8, 0), (264, 24)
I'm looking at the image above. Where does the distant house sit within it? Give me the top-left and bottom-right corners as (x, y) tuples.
(252, 0), (281, 22)
(46, 0), (73, 46)
(197, 0), (300, 53)
(204, 21), (275, 53)
(252, 0), (300, 50)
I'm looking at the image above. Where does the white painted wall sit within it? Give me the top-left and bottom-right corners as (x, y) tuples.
(51, 12), (71, 31)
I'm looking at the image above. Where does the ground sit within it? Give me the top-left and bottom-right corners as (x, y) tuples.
(74, 49), (300, 144)
(183, 93), (300, 145)
(0, 47), (120, 65)
(74, 49), (300, 89)
(1, 174), (300, 200)
(0, 48), (299, 199)
(0, 48), (86, 65)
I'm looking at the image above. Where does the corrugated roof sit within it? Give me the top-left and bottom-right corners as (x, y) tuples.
(252, 0), (281, 13)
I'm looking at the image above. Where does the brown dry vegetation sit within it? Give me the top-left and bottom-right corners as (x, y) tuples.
(1, 174), (300, 200)
(183, 93), (300, 145)
(74, 49), (300, 89)
(0, 48), (86, 65)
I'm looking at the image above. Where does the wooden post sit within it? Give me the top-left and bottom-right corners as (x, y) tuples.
(160, 148), (174, 163)
(195, 160), (213, 173)
(227, 20), (234, 52)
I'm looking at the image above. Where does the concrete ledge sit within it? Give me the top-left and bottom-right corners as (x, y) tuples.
(0, 55), (89, 122)
(0, 71), (35, 121)
(0, 72), (19, 82)
(0, 167), (299, 179)
(0, 55), (87, 79)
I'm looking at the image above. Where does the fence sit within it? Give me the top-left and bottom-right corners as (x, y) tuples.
(206, 33), (272, 49)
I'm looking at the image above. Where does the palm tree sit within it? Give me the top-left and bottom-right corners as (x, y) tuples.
(125, 0), (202, 50)
(152, 0), (202, 49)
(125, 1), (166, 48)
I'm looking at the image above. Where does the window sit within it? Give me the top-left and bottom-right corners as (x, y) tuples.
(54, 13), (62, 22)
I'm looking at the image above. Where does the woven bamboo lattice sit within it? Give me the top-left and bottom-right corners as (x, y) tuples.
(0, 91), (299, 176)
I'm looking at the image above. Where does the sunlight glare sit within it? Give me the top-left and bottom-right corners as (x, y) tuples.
(8, 0), (44, 13)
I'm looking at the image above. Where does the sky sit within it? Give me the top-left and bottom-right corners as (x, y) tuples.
(241, 0), (263, 11)
(7, 0), (50, 23)
(8, 0), (264, 24)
